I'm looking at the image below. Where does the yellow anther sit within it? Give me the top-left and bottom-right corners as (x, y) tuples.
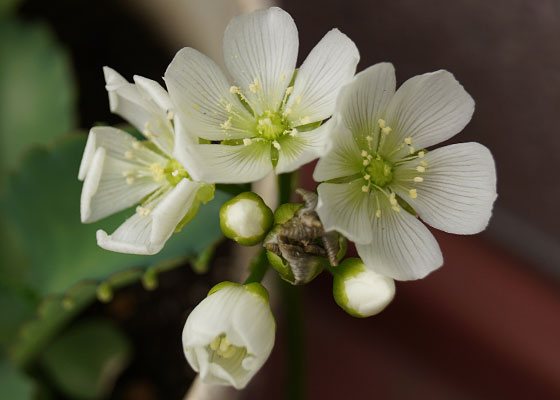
(229, 86), (239, 94)
(167, 110), (174, 119)
(219, 337), (231, 353)
(225, 103), (233, 112)
(150, 163), (165, 182)
(124, 151), (133, 159)
(378, 119), (386, 129)
(389, 193), (397, 206)
(136, 206), (151, 216)
(210, 336), (220, 351)
(414, 176), (424, 183)
(361, 150), (368, 157)
(409, 189), (418, 199)
(392, 205), (401, 212)
(382, 127), (392, 135)
(132, 141), (143, 150)
(300, 116), (310, 124)
(243, 138), (253, 146)
(404, 137), (413, 145)
(367, 154), (373, 160)
(366, 136), (373, 142)
(249, 77), (260, 93)
(364, 174), (371, 180)
(290, 128), (298, 137)
(375, 209), (382, 218)
(126, 176), (135, 184)
(416, 166), (426, 173)
(286, 86), (294, 95)
(220, 117), (232, 130)
(363, 159), (370, 166)
(420, 160), (428, 167)
(418, 151), (425, 158)
(194, 104), (199, 109)
(409, 146), (416, 154)
(361, 185), (369, 193)
(273, 140), (281, 150)
(221, 345), (237, 358)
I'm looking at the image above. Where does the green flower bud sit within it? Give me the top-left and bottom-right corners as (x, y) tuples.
(220, 192), (273, 246)
(333, 258), (395, 318)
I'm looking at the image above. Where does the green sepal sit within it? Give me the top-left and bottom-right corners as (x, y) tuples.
(243, 282), (270, 304)
(174, 184), (215, 233)
(295, 120), (322, 132)
(207, 281), (239, 297)
(396, 194), (417, 217)
(266, 250), (295, 284)
(332, 258), (367, 318)
(273, 203), (303, 225)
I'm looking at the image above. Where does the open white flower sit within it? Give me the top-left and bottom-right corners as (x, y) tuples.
(164, 7), (359, 184)
(79, 68), (214, 255)
(183, 282), (275, 389)
(314, 63), (497, 280)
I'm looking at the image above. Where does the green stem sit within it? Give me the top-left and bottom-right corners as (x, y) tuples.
(277, 172), (305, 400)
(244, 248), (269, 284)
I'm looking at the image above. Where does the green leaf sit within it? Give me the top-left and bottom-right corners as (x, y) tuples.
(0, 18), (76, 175)
(0, 358), (34, 399)
(0, 0), (21, 16)
(1, 135), (228, 365)
(40, 319), (131, 400)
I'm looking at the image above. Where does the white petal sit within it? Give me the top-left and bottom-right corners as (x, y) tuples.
(355, 204), (443, 281)
(343, 269), (395, 317)
(78, 126), (167, 181)
(133, 75), (173, 112)
(316, 180), (375, 244)
(164, 47), (255, 141)
(275, 119), (333, 174)
(103, 67), (174, 155)
(392, 142), (497, 234)
(223, 7), (298, 114)
(382, 70), (474, 159)
(337, 62), (396, 149)
(175, 140), (273, 184)
(80, 147), (160, 223)
(97, 179), (201, 255)
(286, 29), (359, 126)
(313, 117), (363, 182)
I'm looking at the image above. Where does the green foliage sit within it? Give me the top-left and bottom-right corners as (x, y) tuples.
(40, 319), (131, 400)
(0, 18), (76, 176)
(0, 135), (229, 366)
(0, 0), (21, 16)
(0, 358), (34, 399)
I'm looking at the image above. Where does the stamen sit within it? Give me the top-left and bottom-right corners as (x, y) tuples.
(225, 103), (233, 112)
(136, 206), (151, 216)
(389, 192), (398, 206)
(289, 128), (298, 137)
(285, 86), (293, 95)
(420, 160), (428, 167)
(361, 150), (368, 157)
(126, 176), (135, 184)
(416, 166), (425, 173)
(378, 119), (386, 129)
(210, 337), (220, 351)
(243, 138), (253, 146)
(171, 170), (180, 177)
(249, 77), (260, 93)
(392, 205), (401, 212)
(363, 159), (370, 166)
(418, 151), (425, 158)
(132, 141), (143, 150)
(382, 127), (392, 135)
(409, 189), (418, 198)
(361, 185), (369, 193)
(364, 174), (371, 180)
(272, 140), (281, 150)
(167, 110), (174, 120)
(376, 209), (382, 218)
(409, 146), (415, 154)
(404, 137), (413, 145)
(220, 117), (232, 130)
(229, 86), (239, 94)
(414, 177), (424, 183)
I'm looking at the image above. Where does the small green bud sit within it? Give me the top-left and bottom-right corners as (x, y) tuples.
(142, 269), (159, 291)
(96, 282), (113, 303)
(332, 258), (395, 318)
(220, 192), (273, 246)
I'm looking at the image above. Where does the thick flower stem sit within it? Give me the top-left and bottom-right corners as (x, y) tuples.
(244, 248), (269, 284)
(277, 172), (305, 400)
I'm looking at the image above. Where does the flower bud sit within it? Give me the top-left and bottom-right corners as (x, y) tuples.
(220, 192), (273, 246)
(182, 282), (275, 389)
(333, 258), (395, 318)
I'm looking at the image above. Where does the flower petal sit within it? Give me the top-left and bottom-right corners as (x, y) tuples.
(78, 126), (167, 181)
(80, 147), (161, 223)
(96, 179), (201, 254)
(175, 139), (272, 184)
(165, 47), (255, 141)
(223, 7), (298, 114)
(275, 118), (333, 174)
(313, 117), (364, 182)
(285, 29), (359, 126)
(316, 179), (375, 244)
(337, 62), (396, 149)
(382, 70), (474, 159)
(392, 142), (497, 234)
(355, 203), (443, 281)
(103, 67), (174, 155)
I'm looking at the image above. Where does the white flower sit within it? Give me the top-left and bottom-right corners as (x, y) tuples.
(332, 258), (395, 318)
(183, 282), (275, 389)
(164, 7), (359, 184)
(314, 63), (497, 280)
(79, 67), (214, 255)
(220, 192), (273, 246)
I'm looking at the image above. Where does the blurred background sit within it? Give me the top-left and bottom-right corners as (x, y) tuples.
(0, 0), (558, 399)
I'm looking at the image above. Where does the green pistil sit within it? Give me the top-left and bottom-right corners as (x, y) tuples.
(256, 110), (288, 140)
(365, 156), (393, 188)
(164, 158), (190, 185)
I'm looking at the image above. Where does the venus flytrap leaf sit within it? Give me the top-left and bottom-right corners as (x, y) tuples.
(182, 282), (275, 389)
(314, 63), (497, 280)
(332, 258), (395, 318)
(219, 192), (273, 246)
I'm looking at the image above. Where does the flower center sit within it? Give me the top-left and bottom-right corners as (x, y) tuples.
(256, 110), (288, 140)
(209, 334), (247, 360)
(362, 153), (393, 188)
